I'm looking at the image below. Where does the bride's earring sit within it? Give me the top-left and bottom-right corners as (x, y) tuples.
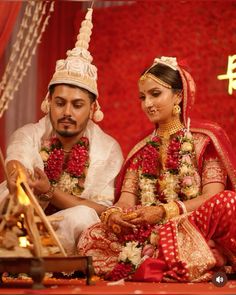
(93, 100), (104, 122)
(172, 104), (181, 116)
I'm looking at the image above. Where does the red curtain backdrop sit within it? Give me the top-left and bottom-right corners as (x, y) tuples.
(38, 1), (236, 157)
(0, 1), (22, 182)
(0, 1), (22, 60)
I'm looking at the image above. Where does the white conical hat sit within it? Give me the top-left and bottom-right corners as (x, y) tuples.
(49, 8), (98, 96)
(41, 8), (104, 122)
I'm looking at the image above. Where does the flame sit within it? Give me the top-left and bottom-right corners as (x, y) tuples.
(19, 236), (29, 248)
(17, 221), (23, 229)
(16, 168), (30, 205)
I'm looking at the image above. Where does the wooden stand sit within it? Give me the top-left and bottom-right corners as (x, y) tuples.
(0, 256), (94, 289)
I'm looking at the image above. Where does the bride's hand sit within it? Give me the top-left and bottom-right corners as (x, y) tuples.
(129, 206), (165, 225)
(107, 211), (136, 234)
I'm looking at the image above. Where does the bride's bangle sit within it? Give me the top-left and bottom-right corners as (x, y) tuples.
(100, 206), (122, 225)
(160, 201), (180, 221)
(175, 200), (187, 214)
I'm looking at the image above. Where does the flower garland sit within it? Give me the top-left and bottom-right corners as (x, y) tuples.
(139, 129), (200, 205)
(107, 130), (201, 281)
(138, 136), (161, 206)
(106, 224), (159, 281)
(40, 136), (89, 196)
(106, 224), (160, 281)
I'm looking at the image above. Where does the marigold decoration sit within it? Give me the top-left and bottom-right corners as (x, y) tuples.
(133, 129), (200, 206)
(40, 136), (89, 196)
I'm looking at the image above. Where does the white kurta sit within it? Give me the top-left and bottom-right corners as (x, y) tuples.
(0, 115), (123, 255)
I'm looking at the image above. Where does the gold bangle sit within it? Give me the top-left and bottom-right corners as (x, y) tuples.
(37, 185), (55, 202)
(160, 201), (180, 221)
(122, 212), (138, 221)
(100, 207), (122, 225)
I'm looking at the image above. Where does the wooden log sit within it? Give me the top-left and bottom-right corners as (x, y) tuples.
(24, 205), (43, 257)
(20, 182), (67, 257)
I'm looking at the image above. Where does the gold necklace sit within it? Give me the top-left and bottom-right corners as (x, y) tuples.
(156, 117), (184, 140)
(156, 118), (184, 168)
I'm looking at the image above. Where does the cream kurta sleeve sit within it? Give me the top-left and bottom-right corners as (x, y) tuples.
(5, 115), (52, 171)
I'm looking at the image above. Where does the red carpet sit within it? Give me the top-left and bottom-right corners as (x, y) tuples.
(0, 278), (236, 294)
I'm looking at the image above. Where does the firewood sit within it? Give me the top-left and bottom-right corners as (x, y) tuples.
(2, 230), (19, 249)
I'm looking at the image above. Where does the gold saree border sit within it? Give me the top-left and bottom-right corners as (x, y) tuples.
(175, 216), (216, 281)
(192, 133), (210, 167)
(125, 135), (151, 164)
(191, 126), (236, 191)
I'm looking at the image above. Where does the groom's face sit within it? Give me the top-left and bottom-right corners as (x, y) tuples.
(49, 84), (95, 139)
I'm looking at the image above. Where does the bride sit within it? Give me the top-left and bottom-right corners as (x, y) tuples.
(78, 56), (236, 282)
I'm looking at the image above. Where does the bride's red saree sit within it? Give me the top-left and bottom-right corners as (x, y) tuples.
(78, 62), (236, 282)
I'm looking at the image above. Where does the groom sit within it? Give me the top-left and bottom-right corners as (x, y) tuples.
(2, 8), (123, 255)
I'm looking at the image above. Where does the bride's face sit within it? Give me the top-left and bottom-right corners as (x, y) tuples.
(138, 77), (179, 124)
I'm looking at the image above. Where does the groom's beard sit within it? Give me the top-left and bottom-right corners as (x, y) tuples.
(56, 129), (81, 138)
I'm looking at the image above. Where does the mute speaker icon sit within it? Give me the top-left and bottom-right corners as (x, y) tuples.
(212, 271), (228, 287)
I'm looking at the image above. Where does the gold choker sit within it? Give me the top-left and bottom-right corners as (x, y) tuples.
(156, 119), (184, 139)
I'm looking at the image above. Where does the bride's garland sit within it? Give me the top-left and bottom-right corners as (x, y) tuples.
(40, 136), (89, 196)
(139, 129), (200, 205)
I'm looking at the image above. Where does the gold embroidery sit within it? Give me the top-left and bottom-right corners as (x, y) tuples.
(121, 170), (139, 196)
(192, 133), (210, 166)
(202, 157), (227, 187)
(191, 126), (236, 191)
(176, 216), (216, 281)
(125, 135), (151, 164)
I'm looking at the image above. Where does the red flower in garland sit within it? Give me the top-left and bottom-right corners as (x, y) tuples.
(106, 262), (133, 281)
(66, 137), (89, 177)
(165, 136), (181, 171)
(118, 224), (153, 244)
(142, 136), (161, 177)
(44, 148), (64, 181)
(42, 136), (89, 183)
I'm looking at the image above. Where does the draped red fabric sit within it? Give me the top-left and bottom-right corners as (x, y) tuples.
(0, 1), (22, 182)
(0, 1), (22, 60)
(0, 113), (6, 182)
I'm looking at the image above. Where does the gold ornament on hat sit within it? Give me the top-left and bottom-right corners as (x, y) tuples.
(41, 7), (104, 122)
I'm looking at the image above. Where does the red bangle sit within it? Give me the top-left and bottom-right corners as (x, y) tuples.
(175, 200), (187, 214)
